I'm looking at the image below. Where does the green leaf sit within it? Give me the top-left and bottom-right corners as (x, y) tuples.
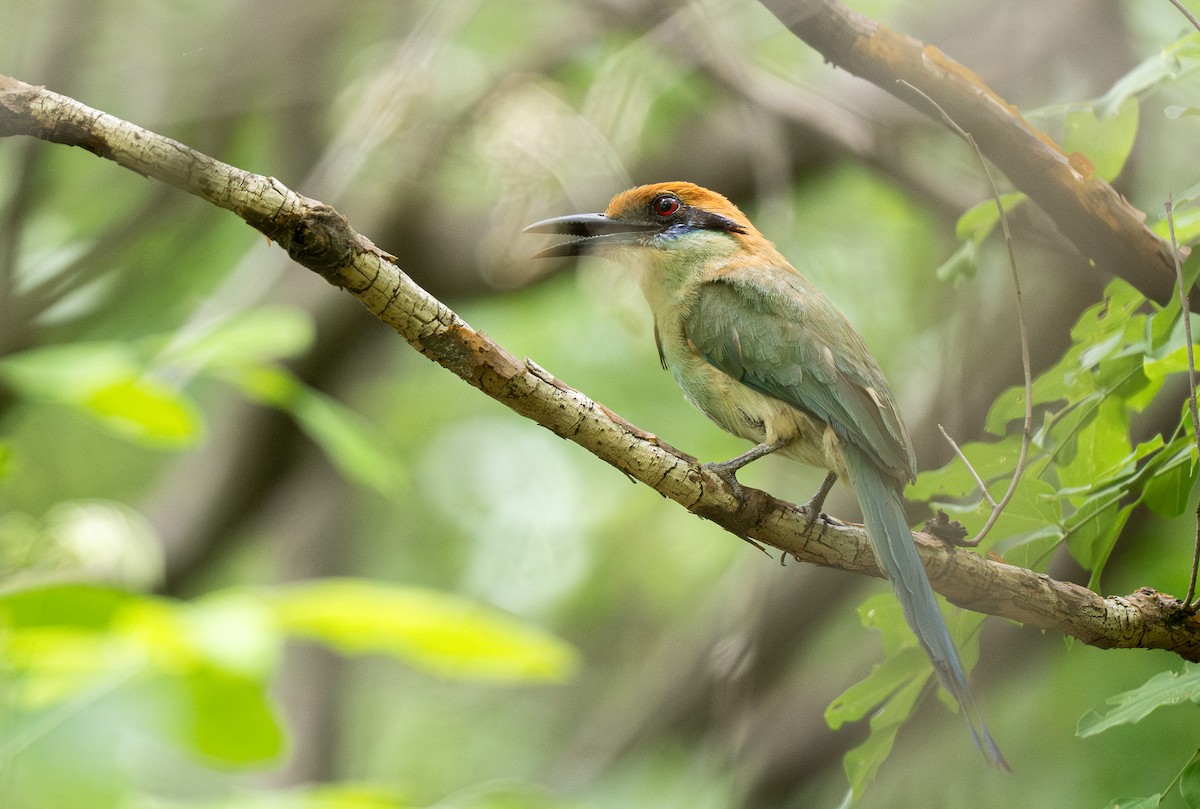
(1142, 448), (1198, 518)
(1058, 399), (1131, 490)
(166, 306), (315, 370)
(1181, 757), (1200, 809)
(0, 342), (202, 447)
(1063, 97), (1139, 182)
(826, 647), (927, 729)
(271, 579), (579, 683)
(1064, 499), (1133, 588)
(179, 664), (283, 764)
(0, 583), (131, 629)
(858, 592), (918, 656)
(1102, 796), (1162, 809)
(1144, 314), (1200, 380)
(908, 433), (1027, 501)
(995, 525), (1062, 571)
(1152, 203), (1200, 245)
(1078, 664), (1200, 737)
(980, 477), (1061, 544)
(954, 192), (1027, 243)
(1096, 30), (1200, 114)
(934, 239), (978, 284)
(233, 366), (404, 494)
(82, 377), (203, 447)
(842, 671), (927, 799)
(0, 342), (137, 398)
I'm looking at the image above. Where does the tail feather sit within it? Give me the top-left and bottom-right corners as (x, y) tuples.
(842, 445), (1009, 771)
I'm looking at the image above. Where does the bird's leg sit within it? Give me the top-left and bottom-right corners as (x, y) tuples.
(802, 471), (838, 529)
(703, 439), (787, 503)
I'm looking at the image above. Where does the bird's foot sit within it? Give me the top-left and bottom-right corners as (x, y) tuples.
(800, 472), (838, 531)
(703, 440), (788, 505)
(703, 459), (747, 504)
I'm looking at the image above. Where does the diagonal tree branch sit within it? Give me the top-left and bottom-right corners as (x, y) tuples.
(2, 73), (1199, 660)
(758, 0), (1182, 305)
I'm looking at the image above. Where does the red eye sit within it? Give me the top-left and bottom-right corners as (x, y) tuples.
(652, 194), (680, 217)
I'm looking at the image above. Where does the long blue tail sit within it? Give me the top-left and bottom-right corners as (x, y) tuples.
(842, 444), (1009, 771)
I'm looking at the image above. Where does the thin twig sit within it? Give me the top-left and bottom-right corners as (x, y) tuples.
(1170, 0), (1200, 33)
(897, 79), (1033, 548)
(937, 424), (997, 508)
(1165, 197), (1200, 607)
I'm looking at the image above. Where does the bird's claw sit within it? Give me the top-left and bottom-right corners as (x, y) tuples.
(703, 460), (746, 505)
(801, 504), (826, 532)
(800, 471), (838, 532)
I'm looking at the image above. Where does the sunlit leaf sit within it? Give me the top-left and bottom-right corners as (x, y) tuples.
(271, 579), (578, 683)
(82, 377), (202, 447)
(1077, 664), (1200, 737)
(0, 583), (131, 629)
(1063, 97), (1139, 182)
(1058, 399), (1131, 490)
(180, 664), (283, 764)
(2, 626), (138, 709)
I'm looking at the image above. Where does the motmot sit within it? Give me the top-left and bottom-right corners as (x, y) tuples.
(526, 181), (1007, 769)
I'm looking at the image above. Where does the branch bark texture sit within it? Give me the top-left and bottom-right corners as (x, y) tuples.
(2, 73), (1199, 661)
(759, 0), (1181, 304)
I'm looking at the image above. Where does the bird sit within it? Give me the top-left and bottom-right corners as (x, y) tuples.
(525, 181), (1007, 770)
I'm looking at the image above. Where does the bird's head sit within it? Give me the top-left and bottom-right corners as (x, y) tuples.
(525, 182), (761, 260)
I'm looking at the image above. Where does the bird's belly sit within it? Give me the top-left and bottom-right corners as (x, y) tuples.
(670, 355), (841, 473)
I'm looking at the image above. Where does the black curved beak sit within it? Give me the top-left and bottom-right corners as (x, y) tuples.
(524, 213), (659, 258)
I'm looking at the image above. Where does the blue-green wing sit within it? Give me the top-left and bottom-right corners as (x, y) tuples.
(682, 275), (915, 480)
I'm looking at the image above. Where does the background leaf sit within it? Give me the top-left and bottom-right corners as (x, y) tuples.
(271, 579), (579, 683)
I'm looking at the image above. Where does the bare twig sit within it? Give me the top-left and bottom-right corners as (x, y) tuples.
(1170, 0), (1200, 33)
(898, 80), (1033, 548)
(1165, 197), (1200, 607)
(937, 424), (997, 508)
(1168, 0), (1200, 613)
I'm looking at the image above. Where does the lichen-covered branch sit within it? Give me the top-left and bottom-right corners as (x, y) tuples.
(2, 73), (1198, 660)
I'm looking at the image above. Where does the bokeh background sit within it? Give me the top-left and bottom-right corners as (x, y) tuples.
(3, 1), (1200, 807)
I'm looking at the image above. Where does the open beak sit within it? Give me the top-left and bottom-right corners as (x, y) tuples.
(524, 213), (659, 258)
